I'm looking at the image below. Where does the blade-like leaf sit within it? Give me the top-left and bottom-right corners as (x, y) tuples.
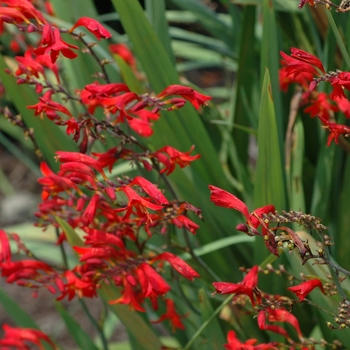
(55, 302), (99, 350)
(99, 284), (163, 350)
(254, 68), (286, 266)
(198, 289), (226, 350)
(254, 68), (286, 210)
(55, 216), (84, 248)
(0, 287), (39, 328)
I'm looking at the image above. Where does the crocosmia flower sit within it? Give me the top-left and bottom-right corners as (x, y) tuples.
(212, 265), (261, 306)
(70, 17), (111, 40)
(288, 279), (325, 301)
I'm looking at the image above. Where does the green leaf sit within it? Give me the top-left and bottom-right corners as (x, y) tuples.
(310, 141), (336, 219)
(0, 287), (39, 328)
(287, 116), (306, 216)
(254, 68), (285, 210)
(55, 216), (84, 247)
(180, 235), (253, 260)
(254, 68), (286, 264)
(55, 302), (99, 350)
(99, 284), (163, 350)
(145, 0), (174, 62)
(261, 0), (283, 146)
(198, 289), (226, 350)
(112, 54), (144, 94)
(334, 156), (350, 267)
(167, 0), (235, 48)
(232, 5), (257, 170)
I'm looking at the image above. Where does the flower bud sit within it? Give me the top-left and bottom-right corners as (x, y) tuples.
(236, 223), (248, 233)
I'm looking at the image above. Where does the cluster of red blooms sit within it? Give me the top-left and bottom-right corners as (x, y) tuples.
(212, 264), (326, 348)
(280, 47), (350, 146)
(0, 0), (212, 346)
(208, 185), (338, 348)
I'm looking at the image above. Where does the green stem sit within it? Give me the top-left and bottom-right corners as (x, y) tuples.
(324, 247), (348, 301)
(55, 228), (109, 349)
(79, 299), (109, 350)
(326, 10), (350, 68)
(55, 227), (68, 269)
(182, 295), (232, 350)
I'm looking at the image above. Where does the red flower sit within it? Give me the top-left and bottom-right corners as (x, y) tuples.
(280, 48), (325, 91)
(223, 330), (277, 350)
(65, 118), (80, 136)
(0, 6), (31, 24)
(318, 115), (350, 146)
(70, 17), (111, 41)
(129, 176), (169, 205)
(171, 215), (199, 234)
(27, 90), (72, 120)
(209, 185), (274, 232)
(0, 324), (57, 350)
(109, 43), (136, 70)
(82, 193), (100, 225)
(109, 276), (145, 312)
(298, 0), (315, 8)
(55, 151), (108, 179)
(279, 59), (314, 92)
(212, 266), (261, 306)
(157, 84), (212, 110)
(15, 49), (45, 79)
(84, 82), (130, 99)
(288, 279), (325, 301)
(119, 185), (164, 220)
(34, 24), (78, 63)
(334, 95), (350, 119)
(0, 230), (11, 263)
(127, 108), (159, 137)
(290, 48), (325, 74)
(136, 263), (171, 298)
(152, 252), (200, 281)
(92, 147), (134, 172)
(258, 307), (302, 340)
(57, 269), (97, 301)
(151, 299), (186, 332)
(329, 71), (350, 99)
(1, 0), (46, 24)
(303, 92), (338, 120)
(153, 145), (201, 175)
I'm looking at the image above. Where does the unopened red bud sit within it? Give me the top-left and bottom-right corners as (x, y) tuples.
(35, 84), (43, 94)
(309, 80), (317, 91)
(106, 180), (115, 187)
(70, 177), (84, 184)
(236, 223), (249, 233)
(105, 187), (116, 201)
(0, 15), (15, 24)
(132, 101), (147, 111)
(142, 159), (152, 171)
(16, 78), (27, 85)
(76, 197), (87, 211)
(27, 24), (36, 32)
(96, 181), (105, 189)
